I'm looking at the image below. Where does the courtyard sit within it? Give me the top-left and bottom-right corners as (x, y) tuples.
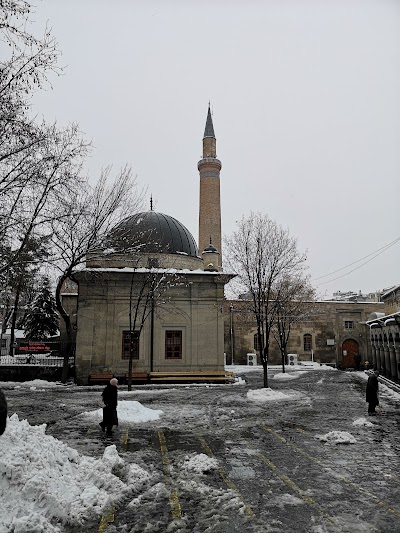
(1, 366), (400, 532)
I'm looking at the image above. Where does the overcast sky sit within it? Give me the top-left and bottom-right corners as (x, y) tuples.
(29, 0), (400, 296)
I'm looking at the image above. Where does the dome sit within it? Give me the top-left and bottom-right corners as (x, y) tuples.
(109, 211), (199, 258)
(202, 243), (218, 254)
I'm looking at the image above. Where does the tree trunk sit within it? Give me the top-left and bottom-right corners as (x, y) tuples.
(263, 361), (268, 388)
(9, 282), (22, 356)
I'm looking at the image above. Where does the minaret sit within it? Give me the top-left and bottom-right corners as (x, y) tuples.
(198, 105), (222, 267)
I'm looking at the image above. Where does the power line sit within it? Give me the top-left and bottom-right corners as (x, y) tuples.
(312, 237), (400, 281)
(313, 237), (400, 286)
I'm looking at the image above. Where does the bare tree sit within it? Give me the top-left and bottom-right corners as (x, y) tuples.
(272, 274), (316, 373)
(49, 166), (144, 383)
(0, 0), (90, 278)
(125, 266), (183, 390)
(225, 212), (308, 388)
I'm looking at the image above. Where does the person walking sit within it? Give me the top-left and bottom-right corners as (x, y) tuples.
(0, 387), (8, 435)
(366, 370), (379, 415)
(100, 378), (119, 436)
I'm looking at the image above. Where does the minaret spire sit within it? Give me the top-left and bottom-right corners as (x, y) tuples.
(198, 105), (222, 268)
(204, 104), (215, 139)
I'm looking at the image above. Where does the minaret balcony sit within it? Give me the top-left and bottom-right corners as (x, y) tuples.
(197, 158), (222, 171)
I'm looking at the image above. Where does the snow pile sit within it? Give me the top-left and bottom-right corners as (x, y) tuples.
(84, 400), (163, 423)
(273, 371), (304, 381)
(247, 388), (291, 402)
(0, 414), (151, 532)
(182, 453), (218, 474)
(227, 364), (336, 374)
(353, 417), (375, 428)
(316, 431), (357, 445)
(7, 379), (63, 389)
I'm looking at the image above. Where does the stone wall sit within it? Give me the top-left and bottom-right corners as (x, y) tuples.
(224, 299), (384, 367)
(73, 269), (230, 384)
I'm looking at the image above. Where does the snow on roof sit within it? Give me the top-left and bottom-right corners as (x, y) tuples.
(366, 310), (400, 325)
(80, 267), (233, 276)
(382, 284), (400, 298)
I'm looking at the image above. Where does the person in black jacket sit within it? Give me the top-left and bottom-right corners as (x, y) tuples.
(0, 387), (7, 435)
(366, 370), (379, 415)
(100, 378), (118, 436)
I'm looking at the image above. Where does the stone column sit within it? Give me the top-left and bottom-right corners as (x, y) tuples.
(377, 342), (384, 373)
(395, 344), (400, 382)
(389, 345), (397, 380)
(383, 344), (391, 377)
(370, 343), (376, 370)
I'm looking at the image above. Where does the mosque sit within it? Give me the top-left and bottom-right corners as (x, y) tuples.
(59, 107), (400, 381)
(69, 107), (234, 384)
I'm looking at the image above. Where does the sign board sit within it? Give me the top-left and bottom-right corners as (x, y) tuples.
(326, 339), (335, 346)
(17, 341), (60, 355)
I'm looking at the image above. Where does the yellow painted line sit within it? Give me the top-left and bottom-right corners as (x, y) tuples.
(255, 452), (327, 513)
(198, 436), (255, 518)
(157, 431), (182, 520)
(98, 507), (115, 532)
(260, 423), (400, 519)
(251, 446), (336, 525)
(120, 428), (129, 448)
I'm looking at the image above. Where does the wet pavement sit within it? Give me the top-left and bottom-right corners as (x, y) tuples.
(3, 368), (400, 532)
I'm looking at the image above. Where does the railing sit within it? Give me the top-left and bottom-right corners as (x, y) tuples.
(0, 354), (74, 367)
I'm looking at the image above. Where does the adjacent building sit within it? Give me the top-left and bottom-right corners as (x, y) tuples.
(223, 299), (383, 369)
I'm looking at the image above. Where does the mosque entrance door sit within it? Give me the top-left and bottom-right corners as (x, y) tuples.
(341, 339), (359, 368)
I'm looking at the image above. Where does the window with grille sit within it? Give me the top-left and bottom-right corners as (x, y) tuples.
(122, 331), (139, 360)
(303, 334), (312, 351)
(344, 321), (354, 329)
(165, 330), (182, 359)
(253, 333), (259, 351)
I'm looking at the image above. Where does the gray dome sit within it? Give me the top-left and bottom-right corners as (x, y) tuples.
(110, 211), (199, 258)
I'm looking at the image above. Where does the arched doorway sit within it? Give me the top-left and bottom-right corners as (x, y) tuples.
(341, 339), (359, 368)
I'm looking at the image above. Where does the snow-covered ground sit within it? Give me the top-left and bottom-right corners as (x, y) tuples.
(0, 402), (159, 532)
(1, 367), (400, 532)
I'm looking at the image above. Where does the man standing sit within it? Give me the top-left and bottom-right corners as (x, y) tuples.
(0, 387), (7, 435)
(100, 378), (119, 436)
(366, 370), (379, 415)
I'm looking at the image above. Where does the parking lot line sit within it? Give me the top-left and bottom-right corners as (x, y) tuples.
(198, 436), (255, 518)
(157, 430), (182, 520)
(260, 423), (400, 519)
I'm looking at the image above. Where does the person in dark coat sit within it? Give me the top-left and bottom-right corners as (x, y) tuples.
(366, 370), (379, 415)
(100, 378), (118, 436)
(0, 387), (8, 435)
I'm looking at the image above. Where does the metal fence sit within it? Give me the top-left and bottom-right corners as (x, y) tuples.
(0, 354), (74, 367)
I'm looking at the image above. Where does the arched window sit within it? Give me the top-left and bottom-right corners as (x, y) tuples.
(303, 334), (312, 351)
(253, 333), (259, 352)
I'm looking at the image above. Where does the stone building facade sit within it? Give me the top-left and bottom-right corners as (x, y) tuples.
(74, 264), (230, 384)
(223, 299), (384, 368)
